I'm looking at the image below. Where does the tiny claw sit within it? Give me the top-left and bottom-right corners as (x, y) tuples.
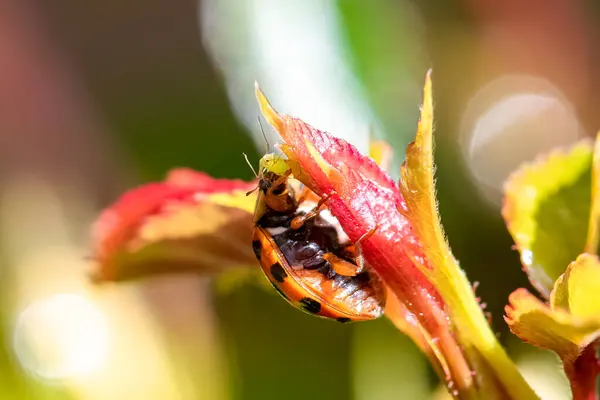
(290, 193), (331, 230)
(342, 224), (379, 274)
(356, 224), (380, 246)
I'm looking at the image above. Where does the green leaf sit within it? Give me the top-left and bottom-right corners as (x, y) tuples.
(218, 284), (354, 400)
(399, 72), (538, 400)
(551, 253), (600, 323)
(505, 288), (598, 362)
(337, 0), (426, 175)
(502, 141), (593, 297)
(505, 253), (600, 399)
(585, 132), (600, 253)
(351, 320), (430, 400)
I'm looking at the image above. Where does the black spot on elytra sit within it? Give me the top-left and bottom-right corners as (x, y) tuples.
(270, 262), (287, 283)
(299, 297), (321, 314)
(337, 317), (352, 324)
(252, 240), (262, 260)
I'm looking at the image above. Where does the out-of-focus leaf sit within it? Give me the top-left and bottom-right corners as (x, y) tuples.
(369, 140), (393, 173)
(90, 169), (257, 282)
(502, 141), (593, 297)
(351, 319), (430, 400)
(505, 253), (600, 399)
(398, 72), (537, 399)
(585, 133), (600, 253)
(213, 268), (269, 295)
(337, 0), (425, 174)
(217, 284), (354, 400)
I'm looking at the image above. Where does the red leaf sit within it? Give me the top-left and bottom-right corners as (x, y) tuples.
(91, 169), (257, 282)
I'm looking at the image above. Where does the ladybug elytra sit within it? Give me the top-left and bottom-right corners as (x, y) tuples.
(250, 154), (386, 322)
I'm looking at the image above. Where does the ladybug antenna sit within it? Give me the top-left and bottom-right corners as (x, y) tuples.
(257, 117), (270, 154)
(242, 153), (258, 178)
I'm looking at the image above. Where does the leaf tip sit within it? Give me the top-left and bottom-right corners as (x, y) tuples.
(255, 82), (285, 133)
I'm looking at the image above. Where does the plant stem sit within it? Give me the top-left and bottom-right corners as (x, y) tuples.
(566, 341), (599, 400)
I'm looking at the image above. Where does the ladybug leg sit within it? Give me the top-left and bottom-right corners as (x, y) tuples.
(337, 244), (365, 275)
(264, 170), (295, 212)
(323, 253), (360, 276)
(356, 224), (379, 245)
(290, 193), (332, 230)
(341, 224), (380, 274)
(324, 224), (380, 276)
(266, 170), (292, 197)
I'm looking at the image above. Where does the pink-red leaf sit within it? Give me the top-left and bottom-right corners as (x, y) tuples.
(90, 169), (257, 282)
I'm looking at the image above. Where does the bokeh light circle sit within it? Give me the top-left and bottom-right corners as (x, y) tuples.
(12, 293), (109, 382)
(460, 75), (584, 206)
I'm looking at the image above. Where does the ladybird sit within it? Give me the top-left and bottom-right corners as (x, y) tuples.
(251, 154), (386, 322)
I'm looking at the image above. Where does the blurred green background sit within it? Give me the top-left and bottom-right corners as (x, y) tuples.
(0, 0), (595, 398)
